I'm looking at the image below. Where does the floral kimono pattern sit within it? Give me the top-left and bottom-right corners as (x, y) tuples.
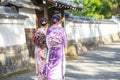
(45, 26), (67, 80)
(34, 28), (48, 80)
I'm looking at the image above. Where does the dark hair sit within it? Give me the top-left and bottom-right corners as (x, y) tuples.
(51, 14), (60, 24)
(40, 17), (48, 26)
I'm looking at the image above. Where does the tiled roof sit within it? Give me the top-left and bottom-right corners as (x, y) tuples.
(0, 0), (43, 10)
(65, 11), (116, 24)
(0, 6), (14, 13)
(0, 12), (28, 19)
(115, 17), (120, 22)
(48, 0), (83, 9)
(0, 6), (28, 19)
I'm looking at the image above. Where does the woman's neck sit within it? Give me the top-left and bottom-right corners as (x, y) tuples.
(52, 23), (58, 27)
(41, 25), (47, 28)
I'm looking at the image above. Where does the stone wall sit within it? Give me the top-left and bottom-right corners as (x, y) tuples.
(0, 25), (36, 77)
(0, 43), (30, 76)
(65, 19), (120, 56)
(0, 6), (31, 76)
(0, 6), (40, 77)
(66, 33), (120, 57)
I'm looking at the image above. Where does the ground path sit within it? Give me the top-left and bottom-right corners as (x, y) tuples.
(9, 41), (120, 80)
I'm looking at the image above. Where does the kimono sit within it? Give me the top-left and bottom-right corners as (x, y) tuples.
(45, 26), (67, 80)
(34, 28), (48, 80)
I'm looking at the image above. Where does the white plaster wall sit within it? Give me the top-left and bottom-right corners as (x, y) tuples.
(0, 19), (26, 47)
(65, 21), (119, 40)
(19, 8), (36, 28)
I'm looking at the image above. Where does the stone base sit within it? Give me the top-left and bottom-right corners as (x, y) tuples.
(0, 43), (34, 76)
(66, 33), (120, 56)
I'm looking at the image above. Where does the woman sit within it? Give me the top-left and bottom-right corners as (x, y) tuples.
(32, 17), (48, 80)
(45, 14), (67, 80)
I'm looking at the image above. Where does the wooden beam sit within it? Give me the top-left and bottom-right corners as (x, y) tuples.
(35, 9), (39, 31)
(43, 0), (48, 18)
(44, 4), (48, 18)
(61, 9), (65, 28)
(55, 3), (57, 6)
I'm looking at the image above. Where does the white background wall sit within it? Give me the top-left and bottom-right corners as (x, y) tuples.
(0, 8), (36, 47)
(65, 21), (119, 41)
(19, 8), (36, 28)
(0, 15), (119, 47)
(0, 19), (26, 47)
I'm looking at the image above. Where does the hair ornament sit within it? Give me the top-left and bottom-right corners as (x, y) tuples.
(53, 19), (58, 23)
(42, 21), (47, 24)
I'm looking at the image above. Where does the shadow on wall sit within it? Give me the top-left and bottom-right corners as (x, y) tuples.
(65, 21), (120, 57)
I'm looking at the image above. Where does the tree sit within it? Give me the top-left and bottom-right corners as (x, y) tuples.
(82, 0), (104, 18)
(70, 0), (120, 19)
(111, 0), (120, 16)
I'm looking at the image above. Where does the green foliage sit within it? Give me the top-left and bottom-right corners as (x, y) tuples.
(70, 0), (120, 19)
(70, 0), (83, 5)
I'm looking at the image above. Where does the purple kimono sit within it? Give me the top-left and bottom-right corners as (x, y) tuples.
(45, 26), (67, 80)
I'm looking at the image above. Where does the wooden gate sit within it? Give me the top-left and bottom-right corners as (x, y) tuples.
(25, 28), (36, 58)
